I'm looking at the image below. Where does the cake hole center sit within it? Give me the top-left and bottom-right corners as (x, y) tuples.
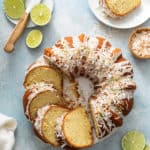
(76, 77), (94, 101)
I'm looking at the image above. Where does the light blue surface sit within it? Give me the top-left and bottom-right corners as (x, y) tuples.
(0, 0), (150, 150)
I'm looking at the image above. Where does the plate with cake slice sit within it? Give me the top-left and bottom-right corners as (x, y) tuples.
(88, 0), (150, 29)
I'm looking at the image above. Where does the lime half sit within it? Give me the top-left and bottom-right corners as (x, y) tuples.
(26, 30), (43, 48)
(4, 0), (25, 19)
(30, 4), (51, 26)
(144, 145), (150, 150)
(121, 130), (146, 150)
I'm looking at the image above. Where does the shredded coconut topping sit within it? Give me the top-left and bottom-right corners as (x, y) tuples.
(131, 31), (150, 57)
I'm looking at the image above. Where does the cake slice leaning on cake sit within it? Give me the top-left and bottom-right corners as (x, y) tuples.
(23, 56), (63, 92)
(55, 106), (93, 149)
(23, 83), (65, 122)
(34, 105), (69, 147)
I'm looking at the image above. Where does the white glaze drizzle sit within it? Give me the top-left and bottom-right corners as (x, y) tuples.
(34, 105), (50, 136)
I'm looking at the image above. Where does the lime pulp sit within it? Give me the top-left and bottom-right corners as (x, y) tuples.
(30, 4), (51, 26)
(3, 0), (25, 19)
(26, 30), (43, 48)
(121, 130), (146, 150)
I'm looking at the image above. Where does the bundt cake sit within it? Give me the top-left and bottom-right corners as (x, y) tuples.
(23, 34), (136, 149)
(34, 105), (69, 147)
(43, 34), (136, 139)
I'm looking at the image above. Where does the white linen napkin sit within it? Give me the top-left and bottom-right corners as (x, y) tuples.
(0, 113), (17, 150)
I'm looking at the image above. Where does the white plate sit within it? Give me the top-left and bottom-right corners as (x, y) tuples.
(6, 0), (54, 28)
(88, 0), (150, 29)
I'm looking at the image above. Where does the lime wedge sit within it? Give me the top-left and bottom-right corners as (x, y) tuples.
(144, 145), (150, 150)
(3, 0), (25, 19)
(30, 4), (51, 26)
(121, 130), (146, 150)
(26, 30), (43, 48)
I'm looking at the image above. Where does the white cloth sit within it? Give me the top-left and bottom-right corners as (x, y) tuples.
(0, 113), (17, 150)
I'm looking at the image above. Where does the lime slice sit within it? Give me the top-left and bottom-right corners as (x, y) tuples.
(26, 30), (43, 48)
(30, 4), (51, 26)
(144, 145), (150, 150)
(121, 130), (146, 150)
(3, 0), (25, 19)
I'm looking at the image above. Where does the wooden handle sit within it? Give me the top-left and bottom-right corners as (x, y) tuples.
(4, 12), (29, 53)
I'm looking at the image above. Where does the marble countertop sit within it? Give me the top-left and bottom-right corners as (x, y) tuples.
(0, 0), (150, 150)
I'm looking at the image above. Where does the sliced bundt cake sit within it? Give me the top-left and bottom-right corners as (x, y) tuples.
(62, 106), (93, 148)
(34, 105), (69, 147)
(23, 34), (136, 149)
(24, 56), (62, 92)
(23, 83), (64, 121)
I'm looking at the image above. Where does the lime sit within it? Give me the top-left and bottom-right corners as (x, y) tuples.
(26, 30), (43, 48)
(30, 4), (51, 26)
(3, 0), (25, 19)
(144, 145), (150, 150)
(121, 130), (146, 150)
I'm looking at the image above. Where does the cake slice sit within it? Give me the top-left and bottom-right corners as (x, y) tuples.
(99, 0), (141, 18)
(23, 56), (62, 91)
(34, 105), (69, 147)
(23, 83), (64, 121)
(62, 106), (93, 148)
(24, 66), (62, 91)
